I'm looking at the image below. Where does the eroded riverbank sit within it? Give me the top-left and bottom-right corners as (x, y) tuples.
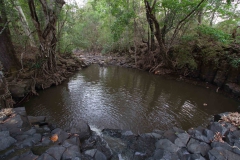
(0, 107), (240, 160)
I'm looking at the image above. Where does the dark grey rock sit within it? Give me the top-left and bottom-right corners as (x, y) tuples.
(208, 147), (240, 160)
(94, 150), (107, 160)
(0, 131), (17, 151)
(153, 149), (179, 160)
(70, 121), (91, 141)
(152, 149), (164, 159)
(208, 122), (228, 136)
(24, 128), (37, 136)
(226, 130), (240, 145)
(177, 148), (190, 159)
(62, 145), (81, 160)
(163, 130), (178, 143)
(211, 142), (233, 151)
(84, 149), (97, 157)
(41, 136), (52, 146)
(174, 137), (186, 148)
(233, 141), (240, 155)
(193, 130), (211, 143)
(130, 134), (156, 157)
(45, 146), (66, 160)
(37, 153), (55, 160)
(51, 128), (69, 144)
(63, 136), (80, 148)
(181, 154), (206, 160)
(176, 132), (190, 145)
(15, 134), (30, 141)
(187, 138), (211, 156)
(17, 133), (41, 148)
(203, 129), (214, 142)
(155, 139), (180, 152)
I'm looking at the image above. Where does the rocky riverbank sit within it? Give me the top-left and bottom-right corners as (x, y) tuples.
(0, 107), (240, 160)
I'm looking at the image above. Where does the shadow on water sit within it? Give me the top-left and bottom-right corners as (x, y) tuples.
(24, 65), (239, 133)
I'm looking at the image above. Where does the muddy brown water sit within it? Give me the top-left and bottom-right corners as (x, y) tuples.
(24, 65), (239, 133)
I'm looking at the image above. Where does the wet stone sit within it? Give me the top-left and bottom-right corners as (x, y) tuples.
(187, 138), (211, 156)
(51, 128), (69, 144)
(225, 130), (240, 145)
(211, 142), (233, 152)
(45, 146), (66, 160)
(163, 130), (178, 143)
(37, 153), (55, 160)
(177, 148), (190, 158)
(24, 128), (36, 136)
(0, 131), (17, 151)
(63, 136), (80, 148)
(193, 130), (211, 143)
(181, 153), (206, 160)
(174, 137), (186, 148)
(208, 147), (240, 160)
(62, 145), (81, 160)
(176, 132), (190, 145)
(208, 122), (228, 136)
(84, 149), (97, 157)
(233, 141), (240, 155)
(155, 139), (180, 153)
(130, 134), (156, 157)
(70, 121), (91, 141)
(153, 149), (179, 160)
(94, 150), (107, 160)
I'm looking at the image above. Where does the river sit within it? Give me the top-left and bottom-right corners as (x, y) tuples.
(24, 65), (239, 133)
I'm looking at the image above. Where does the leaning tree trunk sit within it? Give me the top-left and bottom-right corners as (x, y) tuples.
(0, 0), (20, 72)
(28, 0), (65, 72)
(14, 0), (36, 47)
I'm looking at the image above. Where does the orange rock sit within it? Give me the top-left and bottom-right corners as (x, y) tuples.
(50, 134), (58, 142)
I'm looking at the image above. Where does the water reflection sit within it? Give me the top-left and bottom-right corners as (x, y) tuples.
(25, 65), (239, 133)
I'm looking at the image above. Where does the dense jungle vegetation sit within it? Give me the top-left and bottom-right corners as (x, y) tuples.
(0, 0), (239, 82)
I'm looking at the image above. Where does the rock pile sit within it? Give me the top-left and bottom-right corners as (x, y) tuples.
(0, 107), (240, 160)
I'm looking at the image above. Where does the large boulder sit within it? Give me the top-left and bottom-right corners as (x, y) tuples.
(70, 121), (91, 141)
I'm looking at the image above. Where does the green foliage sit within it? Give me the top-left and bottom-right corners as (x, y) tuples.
(230, 58), (240, 68)
(175, 47), (197, 70)
(197, 25), (231, 44)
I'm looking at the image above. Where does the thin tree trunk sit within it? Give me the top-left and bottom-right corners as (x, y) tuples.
(14, 0), (36, 47)
(133, 0), (137, 65)
(0, 0), (20, 72)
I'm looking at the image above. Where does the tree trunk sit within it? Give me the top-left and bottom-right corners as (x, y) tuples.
(0, 0), (20, 72)
(28, 0), (65, 72)
(14, 0), (36, 47)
